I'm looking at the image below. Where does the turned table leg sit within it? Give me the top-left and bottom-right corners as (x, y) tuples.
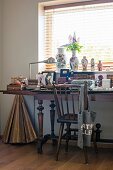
(50, 100), (56, 138)
(95, 123), (102, 142)
(37, 100), (44, 153)
(50, 100), (57, 144)
(37, 99), (57, 153)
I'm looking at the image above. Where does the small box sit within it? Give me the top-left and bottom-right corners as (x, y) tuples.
(28, 79), (38, 85)
(102, 79), (111, 89)
(7, 84), (25, 90)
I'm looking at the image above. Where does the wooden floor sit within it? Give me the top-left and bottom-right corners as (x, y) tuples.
(0, 140), (113, 170)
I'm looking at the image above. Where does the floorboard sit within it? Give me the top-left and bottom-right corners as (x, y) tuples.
(0, 140), (113, 170)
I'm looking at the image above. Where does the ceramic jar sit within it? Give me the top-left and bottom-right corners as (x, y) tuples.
(81, 56), (88, 71)
(56, 47), (66, 72)
(91, 58), (95, 71)
(70, 50), (79, 71)
(97, 60), (103, 71)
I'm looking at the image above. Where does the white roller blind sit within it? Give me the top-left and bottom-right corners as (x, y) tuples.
(44, 1), (113, 70)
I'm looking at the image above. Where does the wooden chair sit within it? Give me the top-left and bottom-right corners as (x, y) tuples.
(53, 82), (97, 163)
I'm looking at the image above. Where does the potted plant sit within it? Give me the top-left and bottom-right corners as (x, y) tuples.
(66, 35), (83, 52)
(63, 32), (83, 71)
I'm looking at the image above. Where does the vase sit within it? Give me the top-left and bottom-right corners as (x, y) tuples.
(81, 56), (88, 71)
(97, 60), (102, 71)
(70, 50), (79, 71)
(56, 47), (66, 72)
(91, 58), (95, 71)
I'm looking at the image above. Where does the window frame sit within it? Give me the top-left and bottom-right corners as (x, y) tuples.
(39, 0), (113, 72)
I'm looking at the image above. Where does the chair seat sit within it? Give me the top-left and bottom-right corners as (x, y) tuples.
(57, 113), (78, 124)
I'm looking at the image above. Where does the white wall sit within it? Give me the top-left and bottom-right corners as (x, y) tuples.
(0, 0), (1, 81)
(0, 0), (2, 133)
(1, 0), (39, 133)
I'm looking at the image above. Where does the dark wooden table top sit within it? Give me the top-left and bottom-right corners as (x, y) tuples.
(1, 88), (113, 95)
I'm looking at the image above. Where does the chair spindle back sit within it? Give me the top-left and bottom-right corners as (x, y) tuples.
(54, 83), (88, 119)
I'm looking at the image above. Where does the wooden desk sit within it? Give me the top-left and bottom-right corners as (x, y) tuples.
(1, 89), (113, 153)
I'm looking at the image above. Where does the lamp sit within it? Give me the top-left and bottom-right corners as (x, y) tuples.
(29, 57), (56, 79)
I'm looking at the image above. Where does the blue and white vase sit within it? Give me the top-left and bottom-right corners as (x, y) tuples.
(70, 50), (79, 71)
(56, 47), (66, 72)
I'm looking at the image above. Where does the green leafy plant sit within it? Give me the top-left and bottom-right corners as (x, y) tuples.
(63, 32), (83, 53)
(66, 42), (83, 52)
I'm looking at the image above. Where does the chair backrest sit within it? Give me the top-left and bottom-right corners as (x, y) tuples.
(53, 82), (88, 119)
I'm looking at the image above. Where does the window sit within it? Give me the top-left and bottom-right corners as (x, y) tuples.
(44, 0), (113, 71)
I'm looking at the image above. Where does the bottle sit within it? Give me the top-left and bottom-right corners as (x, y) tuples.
(91, 58), (95, 71)
(81, 56), (88, 71)
(97, 60), (102, 71)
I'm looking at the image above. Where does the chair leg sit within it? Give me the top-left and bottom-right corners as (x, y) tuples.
(83, 146), (88, 164)
(65, 123), (71, 152)
(56, 123), (64, 161)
